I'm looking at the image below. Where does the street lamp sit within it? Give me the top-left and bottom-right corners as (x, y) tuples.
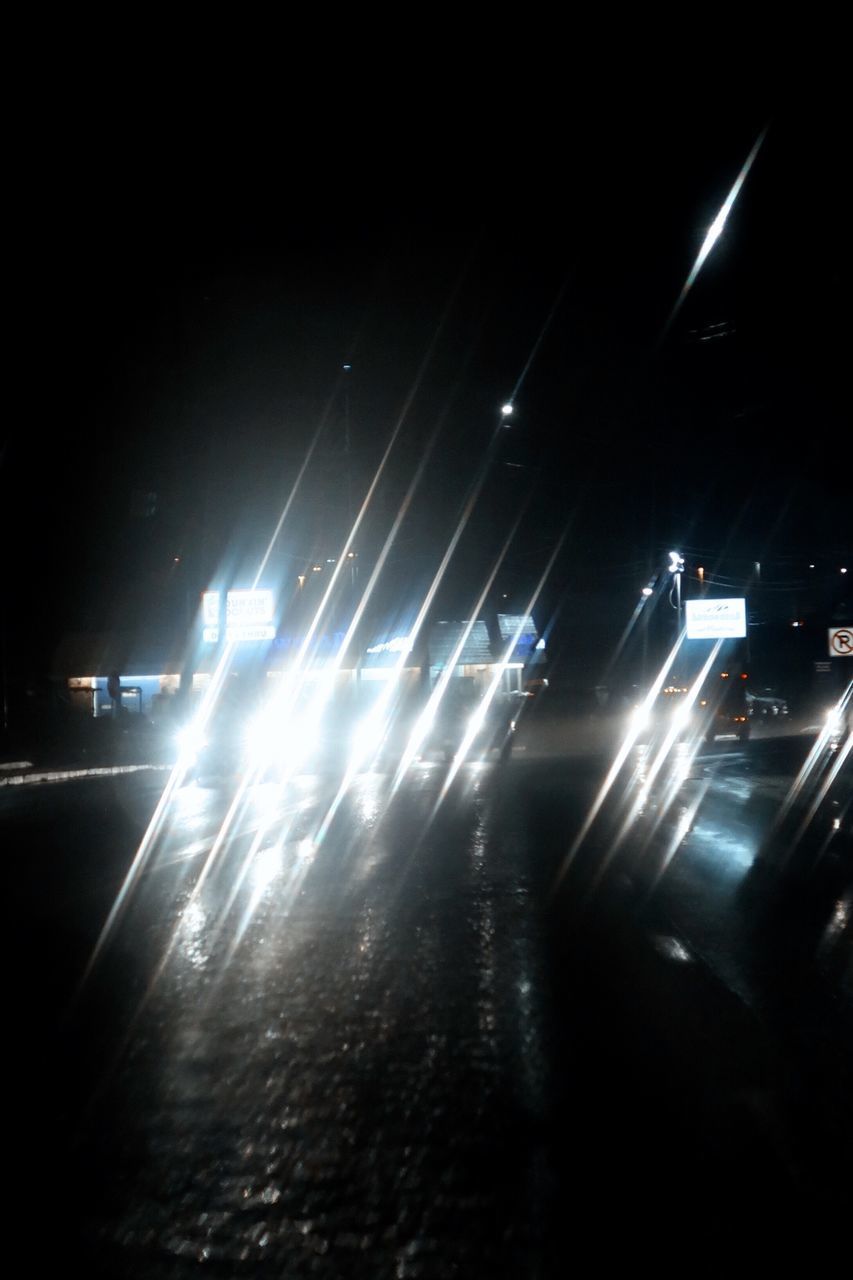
(640, 584), (654, 683)
(668, 550), (685, 645)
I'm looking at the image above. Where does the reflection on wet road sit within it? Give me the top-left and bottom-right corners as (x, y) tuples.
(53, 762), (553, 1277)
(7, 733), (851, 1276)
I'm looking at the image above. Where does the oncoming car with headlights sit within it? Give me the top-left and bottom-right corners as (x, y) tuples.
(628, 685), (695, 746)
(628, 670), (751, 748)
(177, 699), (264, 786)
(177, 685), (332, 786)
(823, 687), (852, 751)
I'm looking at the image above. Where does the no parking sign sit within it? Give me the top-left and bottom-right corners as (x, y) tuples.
(828, 627), (853, 657)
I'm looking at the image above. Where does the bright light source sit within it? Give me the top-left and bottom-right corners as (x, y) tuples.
(668, 551), (684, 574)
(629, 705), (650, 733)
(350, 711), (387, 764)
(501, 403), (514, 417)
(842, 568), (848, 574)
(244, 711), (279, 765)
(466, 704), (489, 741)
(176, 722), (207, 760)
(642, 587), (653, 597)
(251, 845), (281, 891)
(274, 709), (323, 772)
(661, 126), (768, 340)
(672, 702), (692, 730)
(825, 707), (844, 737)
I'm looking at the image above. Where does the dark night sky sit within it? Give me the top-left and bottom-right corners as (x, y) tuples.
(4, 71), (848, 678)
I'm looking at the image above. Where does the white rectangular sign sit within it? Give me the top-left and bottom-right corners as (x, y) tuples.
(685, 597), (747, 640)
(202, 589), (275, 643)
(828, 627), (853, 657)
(226, 589), (273, 624)
(225, 623), (275, 642)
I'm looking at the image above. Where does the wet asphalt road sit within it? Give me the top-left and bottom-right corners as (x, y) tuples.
(6, 729), (852, 1277)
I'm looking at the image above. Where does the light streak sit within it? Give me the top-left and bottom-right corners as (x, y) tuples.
(72, 239), (578, 1044)
(549, 631), (698, 896)
(430, 519), (569, 812)
(661, 124), (769, 342)
(769, 682), (852, 857)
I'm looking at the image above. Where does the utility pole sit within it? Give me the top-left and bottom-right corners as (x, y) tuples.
(342, 363), (356, 589)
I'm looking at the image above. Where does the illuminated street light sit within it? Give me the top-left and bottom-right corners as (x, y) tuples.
(501, 403), (514, 417)
(661, 125), (769, 342)
(639, 582), (656, 682)
(668, 551), (685, 653)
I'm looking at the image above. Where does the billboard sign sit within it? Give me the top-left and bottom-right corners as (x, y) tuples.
(202, 589), (275, 643)
(685, 597), (747, 640)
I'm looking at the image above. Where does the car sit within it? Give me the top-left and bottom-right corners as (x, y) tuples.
(822, 695), (852, 750)
(697, 672), (751, 743)
(628, 672), (751, 747)
(177, 680), (333, 785)
(627, 684), (695, 746)
(177, 697), (257, 785)
(746, 688), (789, 719)
(422, 686), (524, 764)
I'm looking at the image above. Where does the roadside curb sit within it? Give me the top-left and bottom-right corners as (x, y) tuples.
(0, 763), (171, 787)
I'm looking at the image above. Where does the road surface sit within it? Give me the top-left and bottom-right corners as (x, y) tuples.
(5, 724), (851, 1277)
